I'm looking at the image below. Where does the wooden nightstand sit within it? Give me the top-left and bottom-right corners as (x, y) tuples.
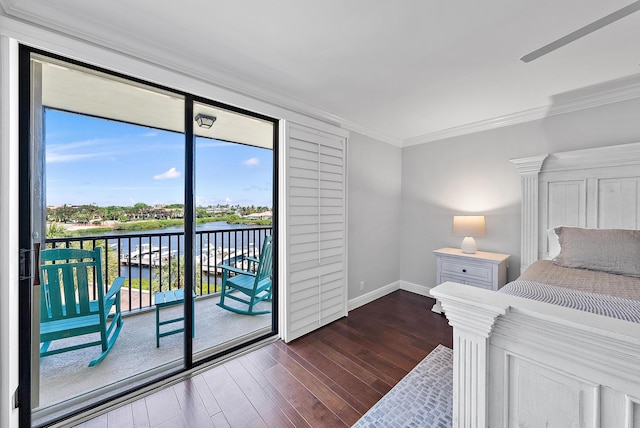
(431, 247), (509, 313)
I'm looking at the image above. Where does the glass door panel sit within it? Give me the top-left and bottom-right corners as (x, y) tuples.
(192, 101), (276, 360)
(31, 53), (187, 422)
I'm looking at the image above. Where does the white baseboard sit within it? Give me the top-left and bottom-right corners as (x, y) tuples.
(348, 281), (400, 311)
(347, 281), (435, 312)
(399, 280), (433, 297)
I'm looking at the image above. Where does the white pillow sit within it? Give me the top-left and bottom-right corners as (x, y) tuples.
(547, 227), (561, 259)
(553, 226), (640, 277)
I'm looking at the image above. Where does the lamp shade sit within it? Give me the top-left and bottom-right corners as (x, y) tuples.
(453, 215), (486, 254)
(453, 215), (486, 237)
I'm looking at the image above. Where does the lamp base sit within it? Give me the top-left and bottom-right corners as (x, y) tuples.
(460, 236), (477, 254)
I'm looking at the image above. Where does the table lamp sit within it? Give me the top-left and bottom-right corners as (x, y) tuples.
(453, 215), (486, 254)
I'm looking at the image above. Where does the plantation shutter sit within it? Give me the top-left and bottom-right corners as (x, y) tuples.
(283, 123), (347, 342)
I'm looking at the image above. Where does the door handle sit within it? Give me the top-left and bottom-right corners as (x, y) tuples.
(19, 249), (30, 281)
(19, 242), (41, 285)
(33, 242), (40, 286)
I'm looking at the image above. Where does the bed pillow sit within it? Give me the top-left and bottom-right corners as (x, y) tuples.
(553, 226), (640, 277)
(547, 227), (561, 259)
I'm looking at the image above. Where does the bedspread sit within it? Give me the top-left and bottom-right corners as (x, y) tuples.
(500, 279), (640, 323)
(517, 259), (640, 301)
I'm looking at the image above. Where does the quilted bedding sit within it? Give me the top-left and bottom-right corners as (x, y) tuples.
(500, 280), (640, 323)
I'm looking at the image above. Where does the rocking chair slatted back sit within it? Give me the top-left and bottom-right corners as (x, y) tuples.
(39, 247), (124, 366)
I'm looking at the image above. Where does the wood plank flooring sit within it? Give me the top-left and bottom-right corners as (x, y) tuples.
(74, 291), (453, 428)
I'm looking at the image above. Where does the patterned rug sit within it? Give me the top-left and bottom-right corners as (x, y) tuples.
(353, 344), (453, 428)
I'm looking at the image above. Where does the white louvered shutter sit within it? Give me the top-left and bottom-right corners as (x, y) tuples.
(283, 123), (347, 341)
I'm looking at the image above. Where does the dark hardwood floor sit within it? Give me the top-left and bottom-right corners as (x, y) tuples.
(74, 291), (453, 428)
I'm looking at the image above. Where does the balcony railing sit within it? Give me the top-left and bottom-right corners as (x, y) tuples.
(45, 226), (272, 312)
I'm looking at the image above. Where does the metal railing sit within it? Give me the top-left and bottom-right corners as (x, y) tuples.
(45, 226), (272, 312)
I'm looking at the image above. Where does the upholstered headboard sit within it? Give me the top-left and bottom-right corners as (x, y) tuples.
(511, 142), (640, 273)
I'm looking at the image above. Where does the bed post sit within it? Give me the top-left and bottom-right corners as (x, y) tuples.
(433, 284), (507, 428)
(510, 155), (547, 273)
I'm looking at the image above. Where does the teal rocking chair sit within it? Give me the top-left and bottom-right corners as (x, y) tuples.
(217, 236), (273, 315)
(40, 247), (124, 366)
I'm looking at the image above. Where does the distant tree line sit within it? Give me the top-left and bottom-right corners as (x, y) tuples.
(47, 203), (271, 225)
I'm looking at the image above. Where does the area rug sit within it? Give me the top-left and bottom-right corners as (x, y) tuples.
(353, 344), (453, 428)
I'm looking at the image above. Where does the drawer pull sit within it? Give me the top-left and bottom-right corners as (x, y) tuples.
(462, 269), (467, 273)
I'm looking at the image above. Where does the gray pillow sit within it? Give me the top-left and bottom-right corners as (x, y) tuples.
(554, 227), (640, 277)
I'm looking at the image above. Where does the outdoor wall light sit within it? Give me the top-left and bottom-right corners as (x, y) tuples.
(195, 113), (217, 129)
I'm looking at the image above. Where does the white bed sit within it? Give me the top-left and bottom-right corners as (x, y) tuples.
(430, 142), (640, 428)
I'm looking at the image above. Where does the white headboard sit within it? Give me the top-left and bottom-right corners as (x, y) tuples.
(511, 142), (640, 273)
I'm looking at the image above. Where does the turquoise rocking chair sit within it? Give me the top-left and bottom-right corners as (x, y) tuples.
(217, 236), (273, 315)
(40, 247), (124, 366)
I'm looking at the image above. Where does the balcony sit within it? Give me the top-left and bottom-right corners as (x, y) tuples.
(37, 226), (273, 415)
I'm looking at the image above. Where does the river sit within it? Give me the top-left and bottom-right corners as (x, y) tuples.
(95, 221), (270, 281)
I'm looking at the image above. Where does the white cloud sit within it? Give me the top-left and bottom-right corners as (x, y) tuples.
(225, 197), (233, 204)
(47, 152), (104, 163)
(46, 138), (116, 163)
(154, 167), (181, 180)
(243, 157), (260, 167)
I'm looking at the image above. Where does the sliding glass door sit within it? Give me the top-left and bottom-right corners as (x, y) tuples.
(192, 100), (276, 361)
(19, 48), (277, 427)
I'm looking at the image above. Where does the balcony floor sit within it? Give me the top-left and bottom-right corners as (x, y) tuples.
(37, 293), (272, 412)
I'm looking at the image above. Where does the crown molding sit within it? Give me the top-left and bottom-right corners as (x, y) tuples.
(403, 74), (640, 148)
(403, 106), (549, 147)
(338, 118), (403, 147)
(547, 74), (640, 116)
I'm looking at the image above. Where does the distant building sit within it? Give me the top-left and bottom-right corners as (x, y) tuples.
(244, 211), (272, 220)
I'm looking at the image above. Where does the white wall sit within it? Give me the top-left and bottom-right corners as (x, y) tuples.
(401, 96), (640, 288)
(347, 133), (402, 307)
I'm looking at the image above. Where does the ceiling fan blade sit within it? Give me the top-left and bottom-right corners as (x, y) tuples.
(521, 0), (640, 62)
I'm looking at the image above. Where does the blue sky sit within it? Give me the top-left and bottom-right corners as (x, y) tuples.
(45, 109), (273, 207)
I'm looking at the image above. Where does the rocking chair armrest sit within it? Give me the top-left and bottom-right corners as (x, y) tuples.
(105, 276), (125, 300)
(218, 264), (256, 277)
(243, 256), (260, 270)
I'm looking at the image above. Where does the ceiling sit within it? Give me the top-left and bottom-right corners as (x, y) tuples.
(2, 1), (640, 146)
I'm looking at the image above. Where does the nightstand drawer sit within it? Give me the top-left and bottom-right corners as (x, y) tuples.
(432, 248), (510, 314)
(440, 273), (494, 289)
(440, 259), (493, 282)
